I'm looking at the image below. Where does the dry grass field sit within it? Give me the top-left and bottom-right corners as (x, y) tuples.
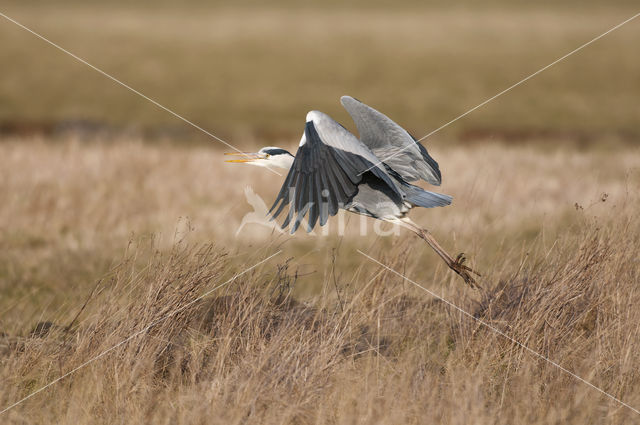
(1, 138), (639, 423)
(1, 1), (640, 424)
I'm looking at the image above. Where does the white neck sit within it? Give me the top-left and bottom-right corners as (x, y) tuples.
(269, 154), (295, 171)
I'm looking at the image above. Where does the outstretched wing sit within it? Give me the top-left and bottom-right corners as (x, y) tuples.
(269, 110), (403, 233)
(340, 95), (442, 185)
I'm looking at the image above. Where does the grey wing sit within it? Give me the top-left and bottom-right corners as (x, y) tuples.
(340, 95), (442, 185)
(269, 110), (404, 233)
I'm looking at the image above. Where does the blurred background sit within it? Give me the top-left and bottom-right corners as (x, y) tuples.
(1, 0), (639, 316)
(2, 0), (639, 142)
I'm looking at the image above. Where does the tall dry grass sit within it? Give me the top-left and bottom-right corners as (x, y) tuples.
(2, 2), (639, 421)
(1, 138), (639, 423)
(1, 208), (639, 423)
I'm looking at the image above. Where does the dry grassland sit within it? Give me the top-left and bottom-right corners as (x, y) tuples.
(1, 1), (639, 422)
(1, 138), (639, 423)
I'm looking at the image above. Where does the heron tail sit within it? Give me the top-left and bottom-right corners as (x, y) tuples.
(402, 184), (452, 208)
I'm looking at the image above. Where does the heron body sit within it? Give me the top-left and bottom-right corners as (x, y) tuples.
(225, 96), (479, 286)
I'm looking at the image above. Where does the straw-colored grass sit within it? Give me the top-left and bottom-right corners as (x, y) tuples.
(1, 2), (639, 421)
(1, 137), (639, 423)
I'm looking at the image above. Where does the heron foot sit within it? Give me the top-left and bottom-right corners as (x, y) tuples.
(450, 253), (481, 289)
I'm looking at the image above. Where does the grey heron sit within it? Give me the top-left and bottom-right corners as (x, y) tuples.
(225, 96), (479, 286)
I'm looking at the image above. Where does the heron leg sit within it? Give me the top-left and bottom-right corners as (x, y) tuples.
(397, 218), (481, 288)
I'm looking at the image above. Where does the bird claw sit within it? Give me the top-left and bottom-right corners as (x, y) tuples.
(450, 253), (481, 289)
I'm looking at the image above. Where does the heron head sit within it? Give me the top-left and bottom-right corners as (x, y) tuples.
(224, 147), (294, 170)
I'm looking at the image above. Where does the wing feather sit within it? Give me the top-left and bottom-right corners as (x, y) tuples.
(318, 165), (338, 221)
(307, 172), (323, 231)
(340, 95), (442, 185)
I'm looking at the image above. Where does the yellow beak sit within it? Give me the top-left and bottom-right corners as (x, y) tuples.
(224, 152), (265, 163)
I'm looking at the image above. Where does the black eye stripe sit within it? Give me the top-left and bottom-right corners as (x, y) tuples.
(262, 148), (293, 156)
